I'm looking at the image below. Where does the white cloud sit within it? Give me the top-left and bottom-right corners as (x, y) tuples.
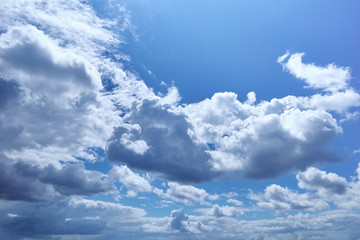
(249, 184), (328, 212)
(296, 167), (348, 195)
(205, 204), (242, 218)
(226, 199), (243, 206)
(0, 0), (159, 203)
(155, 182), (210, 206)
(353, 148), (360, 154)
(278, 52), (350, 92)
(169, 209), (189, 232)
(0, 25), (101, 107)
(245, 91), (256, 105)
(184, 91), (342, 179)
(110, 165), (152, 194)
(106, 99), (216, 182)
(252, 165), (360, 212)
(0, 1), (359, 239)
(0, 197), (147, 238)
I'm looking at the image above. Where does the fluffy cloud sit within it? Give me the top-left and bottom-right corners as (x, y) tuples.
(205, 204), (241, 218)
(0, 25), (101, 107)
(249, 184), (328, 212)
(0, 197), (146, 238)
(180, 52), (360, 180)
(184, 91), (342, 179)
(1, 0), (359, 239)
(0, 0), (154, 203)
(0, 154), (114, 201)
(0, 154), (56, 202)
(17, 162), (114, 196)
(278, 52), (350, 92)
(252, 164), (360, 212)
(296, 167), (348, 195)
(142, 208), (360, 239)
(155, 182), (210, 206)
(106, 99), (216, 182)
(169, 209), (189, 232)
(110, 165), (152, 196)
(226, 199), (243, 206)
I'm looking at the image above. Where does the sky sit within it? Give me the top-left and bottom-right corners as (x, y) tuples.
(0, 0), (360, 239)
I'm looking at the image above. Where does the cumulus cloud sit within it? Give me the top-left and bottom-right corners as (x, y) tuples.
(17, 162), (114, 196)
(169, 209), (189, 232)
(0, 154), (56, 202)
(205, 204), (242, 218)
(144, 206), (360, 239)
(297, 167), (348, 195)
(0, 0), (155, 203)
(106, 99), (216, 182)
(155, 182), (210, 206)
(1, 1), (360, 239)
(249, 184), (328, 212)
(251, 164), (360, 212)
(103, 49), (359, 184)
(110, 165), (152, 196)
(184, 91), (342, 179)
(0, 25), (101, 107)
(0, 154), (114, 201)
(0, 197), (146, 238)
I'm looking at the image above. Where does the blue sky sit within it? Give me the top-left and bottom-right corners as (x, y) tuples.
(0, 0), (360, 239)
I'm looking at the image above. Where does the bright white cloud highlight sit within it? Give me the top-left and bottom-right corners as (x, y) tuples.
(278, 52), (350, 92)
(249, 184), (328, 212)
(155, 182), (210, 206)
(297, 167), (348, 195)
(110, 165), (152, 195)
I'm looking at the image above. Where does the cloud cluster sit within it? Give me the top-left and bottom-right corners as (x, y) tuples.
(107, 52), (360, 182)
(0, 0), (156, 204)
(204, 204), (242, 218)
(169, 209), (189, 232)
(180, 52), (359, 180)
(0, 197), (146, 238)
(249, 184), (328, 212)
(297, 167), (348, 195)
(106, 99), (216, 182)
(154, 182), (212, 206)
(1, 0), (359, 239)
(251, 164), (360, 212)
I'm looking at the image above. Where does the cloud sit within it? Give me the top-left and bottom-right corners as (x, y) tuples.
(0, 154), (56, 202)
(249, 184), (328, 212)
(155, 182), (210, 206)
(205, 204), (241, 218)
(0, 197), (146, 238)
(184, 91), (342, 179)
(296, 167), (348, 195)
(110, 165), (152, 195)
(226, 199), (243, 206)
(251, 164), (360, 212)
(0, 25), (120, 165)
(169, 209), (189, 232)
(0, 0), (156, 205)
(0, 1), (359, 239)
(106, 99), (216, 183)
(0, 25), (101, 107)
(278, 52), (350, 92)
(0, 154), (114, 201)
(105, 51), (359, 183)
(16, 162), (114, 196)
